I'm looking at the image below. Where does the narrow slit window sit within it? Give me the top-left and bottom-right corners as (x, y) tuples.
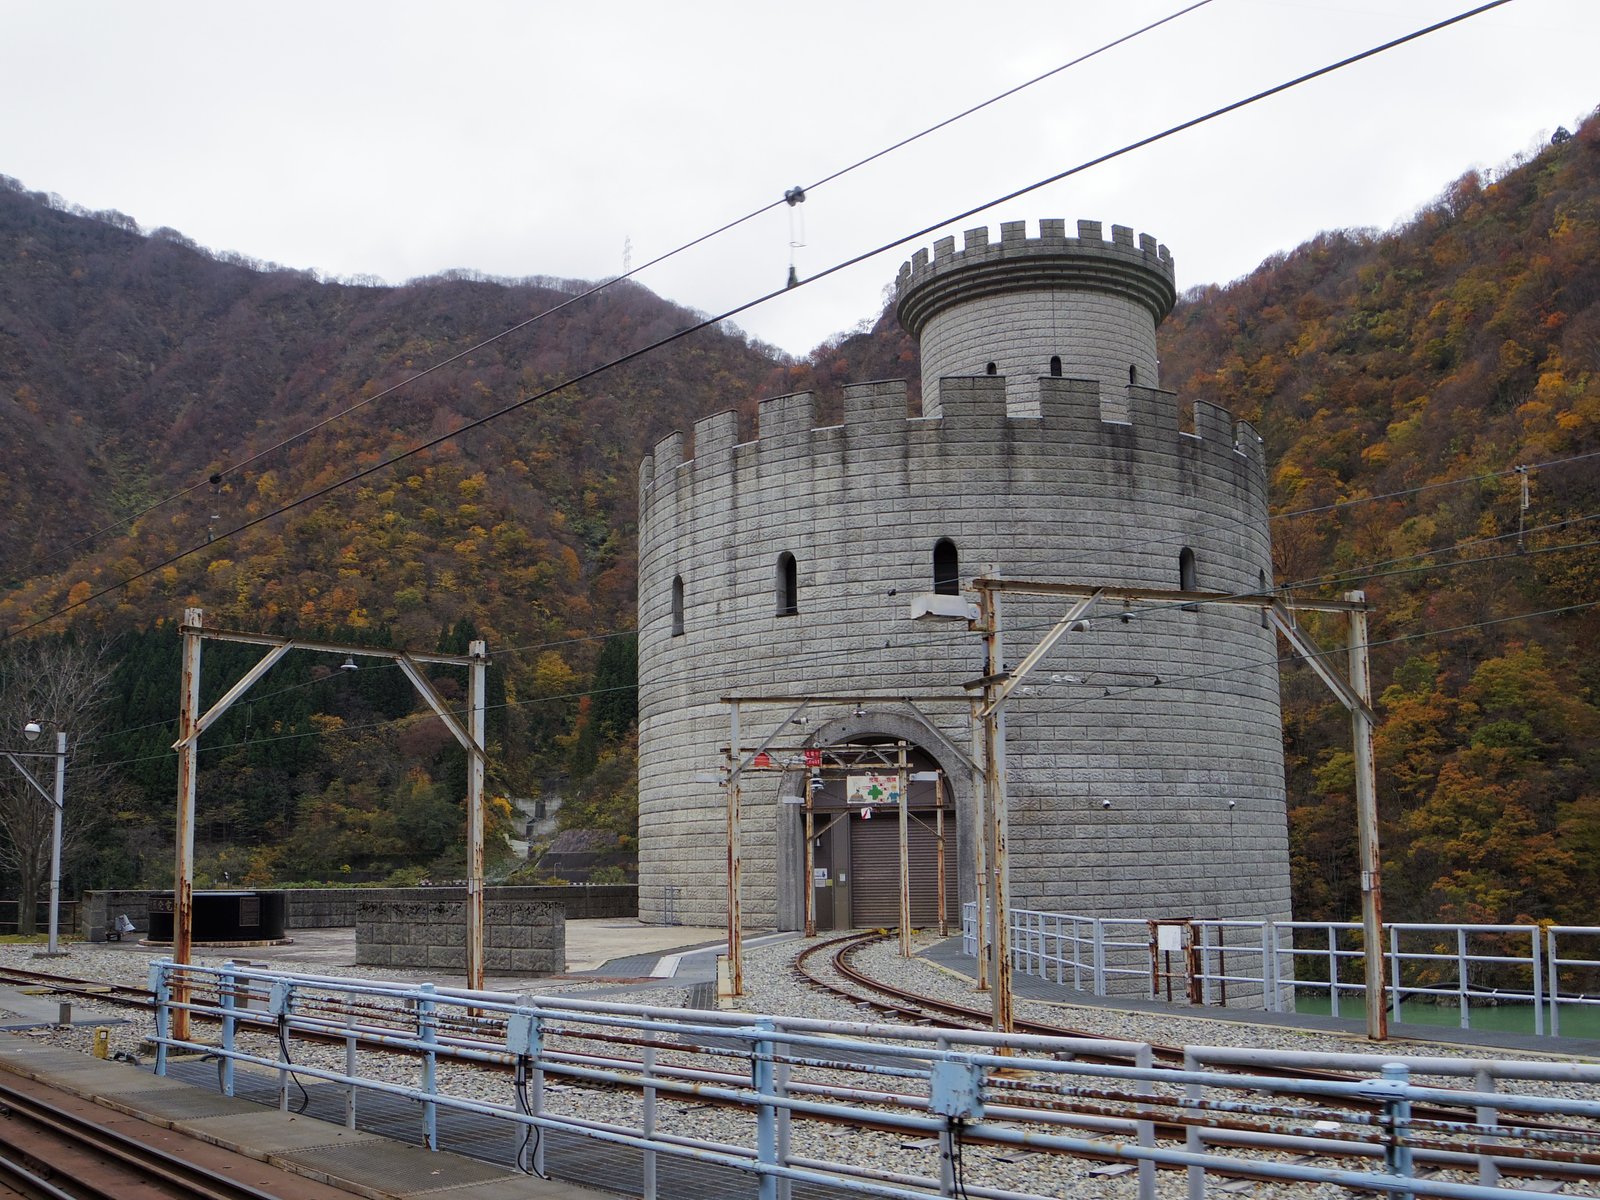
(1049, 356), (1062, 377)
(933, 538), (960, 595)
(671, 575), (685, 636)
(1179, 547), (1198, 611)
(1259, 569), (1270, 629)
(1129, 363), (1139, 385)
(777, 553), (798, 616)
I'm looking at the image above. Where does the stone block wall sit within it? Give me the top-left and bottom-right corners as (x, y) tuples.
(635, 218), (1292, 949)
(355, 890), (564, 974)
(80, 884), (634, 944)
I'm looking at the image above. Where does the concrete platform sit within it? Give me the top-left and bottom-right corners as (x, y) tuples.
(0, 1033), (610, 1198)
(67, 918), (730, 984)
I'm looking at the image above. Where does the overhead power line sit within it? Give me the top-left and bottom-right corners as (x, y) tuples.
(79, 591), (1596, 775)
(4, 1), (1214, 590)
(2, 0), (1513, 641)
(1272, 448), (1600, 521)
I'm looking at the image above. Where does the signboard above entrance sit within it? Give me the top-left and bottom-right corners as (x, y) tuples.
(847, 774), (901, 806)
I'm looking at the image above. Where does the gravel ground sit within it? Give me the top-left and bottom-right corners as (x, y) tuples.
(5, 936), (1598, 1200)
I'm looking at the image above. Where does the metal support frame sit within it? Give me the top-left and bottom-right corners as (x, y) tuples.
(950, 576), (1385, 1040)
(169, 610), (490, 1040)
(3, 731), (67, 956)
(719, 693), (970, 996)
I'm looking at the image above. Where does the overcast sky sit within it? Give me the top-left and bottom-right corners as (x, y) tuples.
(3, 1), (1595, 358)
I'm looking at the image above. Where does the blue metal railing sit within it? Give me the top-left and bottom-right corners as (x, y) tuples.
(963, 902), (1600, 1035)
(148, 958), (1600, 1199)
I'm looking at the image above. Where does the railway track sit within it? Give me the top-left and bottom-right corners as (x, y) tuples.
(6, 950), (1600, 1192)
(0, 1074), (353, 1200)
(791, 930), (1600, 1171)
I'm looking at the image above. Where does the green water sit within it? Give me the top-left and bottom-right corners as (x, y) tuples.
(1294, 993), (1600, 1040)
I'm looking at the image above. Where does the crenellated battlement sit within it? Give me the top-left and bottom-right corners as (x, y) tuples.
(895, 219), (1176, 336)
(635, 217), (1289, 940)
(638, 375), (1264, 504)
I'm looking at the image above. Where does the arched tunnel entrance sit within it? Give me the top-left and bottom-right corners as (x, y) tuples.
(776, 722), (968, 933)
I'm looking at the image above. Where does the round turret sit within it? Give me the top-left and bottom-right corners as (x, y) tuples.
(895, 218), (1175, 416)
(634, 220), (1288, 996)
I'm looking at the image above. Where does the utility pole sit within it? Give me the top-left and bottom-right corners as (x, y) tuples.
(1347, 591), (1388, 1040)
(173, 607), (203, 1042)
(465, 639), (488, 992)
(726, 700), (744, 997)
(897, 741), (911, 957)
(7, 724), (69, 958)
(979, 584), (1014, 1033)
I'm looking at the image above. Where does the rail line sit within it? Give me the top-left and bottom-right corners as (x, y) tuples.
(791, 930), (1600, 1166)
(0, 1074), (302, 1200)
(8, 953), (1600, 1191)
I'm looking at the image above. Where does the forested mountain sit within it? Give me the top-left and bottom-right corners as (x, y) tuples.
(0, 173), (781, 896)
(769, 113), (1600, 928)
(1, 108), (1597, 924)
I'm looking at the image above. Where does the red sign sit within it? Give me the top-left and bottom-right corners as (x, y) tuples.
(752, 751), (772, 769)
(803, 748), (822, 767)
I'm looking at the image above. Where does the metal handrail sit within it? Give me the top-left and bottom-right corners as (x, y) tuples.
(962, 902), (1600, 1035)
(149, 959), (1600, 1200)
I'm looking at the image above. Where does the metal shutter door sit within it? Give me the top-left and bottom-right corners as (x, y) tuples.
(849, 814), (957, 928)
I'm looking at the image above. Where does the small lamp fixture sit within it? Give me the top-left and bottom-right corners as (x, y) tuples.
(23, 721), (42, 742)
(340, 656), (359, 673)
(852, 705), (866, 719)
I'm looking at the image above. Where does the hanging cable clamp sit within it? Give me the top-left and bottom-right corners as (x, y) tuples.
(784, 186), (806, 206)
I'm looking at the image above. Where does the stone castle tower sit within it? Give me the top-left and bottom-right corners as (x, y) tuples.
(635, 218), (1291, 935)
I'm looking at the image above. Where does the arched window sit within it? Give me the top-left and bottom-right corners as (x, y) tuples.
(777, 553), (798, 616)
(933, 538), (960, 595)
(985, 362), (997, 376)
(1129, 363), (1139, 385)
(1049, 355), (1062, 377)
(671, 575), (685, 636)
(1179, 547), (1197, 611)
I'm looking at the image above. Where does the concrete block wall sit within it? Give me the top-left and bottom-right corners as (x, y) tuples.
(80, 885), (634, 943)
(635, 219), (1291, 944)
(898, 220), (1176, 419)
(355, 890), (565, 975)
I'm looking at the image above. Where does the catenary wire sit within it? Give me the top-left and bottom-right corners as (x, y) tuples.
(66, 496), (1598, 755)
(0, 2), (1504, 649)
(2, 1), (1215, 589)
(72, 628), (642, 749)
(72, 504), (1597, 752)
(76, 593), (1596, 772)
(2, 0), (1512, 642)
(1271, 448), (1600, 520)
(1060, 599), (1599, 712)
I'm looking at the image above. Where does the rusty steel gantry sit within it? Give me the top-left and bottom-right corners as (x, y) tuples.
(170, 608), (489, 1040)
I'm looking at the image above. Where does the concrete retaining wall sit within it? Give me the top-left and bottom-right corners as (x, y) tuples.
(81, 885), (635, 943)
(354, 891), (564, 974)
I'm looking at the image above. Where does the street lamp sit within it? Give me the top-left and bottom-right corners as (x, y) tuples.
(8, 721), (67, 956)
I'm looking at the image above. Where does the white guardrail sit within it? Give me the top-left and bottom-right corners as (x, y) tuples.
(962, 903), (1600, 1036)
(149, 958), (1600, 1200)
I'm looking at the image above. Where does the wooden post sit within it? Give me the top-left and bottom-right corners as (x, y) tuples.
(935, 774), (948, 938)
(726, 701), (743, 997)
(1347, 591), (1388, 1040)
(969, 698), (989, 992)
(982, 586), (1014, 1033)
(465, 640), (487, 992)
(897, 742), (911, 957)
(803, 768), (817, 938)
(173, 607), (203, 1043)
